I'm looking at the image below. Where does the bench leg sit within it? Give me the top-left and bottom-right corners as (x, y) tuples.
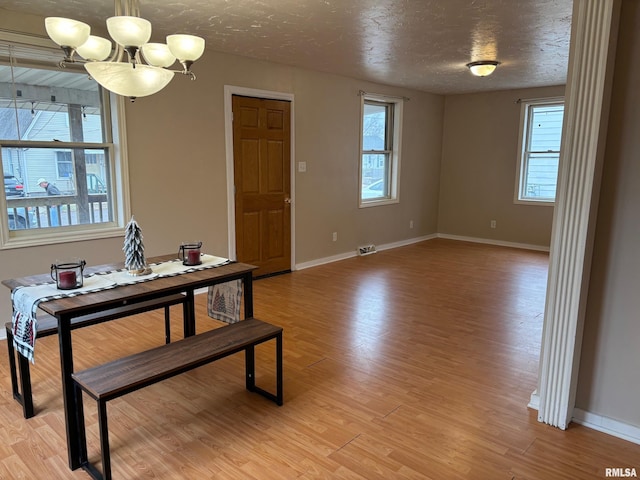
(244, 333), (283, 406)
(276, 332), (283, 406)
(245, 345), (255, 392)
(76, 385), (108, 480)
(75, 384), (89, 467)
(98, 400), (112, 480)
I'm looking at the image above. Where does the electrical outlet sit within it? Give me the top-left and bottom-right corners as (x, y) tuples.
(410, 220), (414, 229)
(332, 232), (337, 242)
(490, 220), (497, 229)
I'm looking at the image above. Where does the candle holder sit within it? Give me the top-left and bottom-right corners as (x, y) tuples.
(51, 259), (86, 290)
(179, 241), (202, 266)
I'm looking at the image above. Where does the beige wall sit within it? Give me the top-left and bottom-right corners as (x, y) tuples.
(0, 9), (444, 319)
(439, 85), (564, 247)
(576, 0), (640, 428)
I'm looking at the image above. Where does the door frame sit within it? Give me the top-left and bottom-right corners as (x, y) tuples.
(223, 85), (296, 268)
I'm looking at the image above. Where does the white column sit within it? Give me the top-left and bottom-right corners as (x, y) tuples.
(536, 0), (621, 429)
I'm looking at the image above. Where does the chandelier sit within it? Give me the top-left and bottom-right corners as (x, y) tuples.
(44, 0), (205, 101)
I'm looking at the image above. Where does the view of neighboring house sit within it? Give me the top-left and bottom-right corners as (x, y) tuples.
(1, 106), (107, 195)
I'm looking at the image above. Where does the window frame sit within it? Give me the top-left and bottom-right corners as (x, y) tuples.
(359, 93), (403, 208)
(514, 96), (565, 206)
(0, 34), (131, 249)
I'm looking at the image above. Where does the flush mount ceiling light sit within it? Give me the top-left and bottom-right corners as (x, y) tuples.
(45, 0), (205, 101)
(466, 60), (500, 77)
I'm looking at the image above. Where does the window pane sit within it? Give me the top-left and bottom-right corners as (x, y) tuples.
(516, 99), (564, 204)
(56, 151), (73, 178)
(0, 51), (121, 241)
(360, 95), (401, 206)
(0, 66), (103, 142)
(529, 104), (564, 152)
(361, 153), (389, 199)
(523, 152), (559, 199)
(3, 146), (112, 229)
(363, 102), (388, 151)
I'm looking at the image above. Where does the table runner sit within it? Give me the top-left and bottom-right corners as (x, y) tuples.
(11, 254), (230, 363)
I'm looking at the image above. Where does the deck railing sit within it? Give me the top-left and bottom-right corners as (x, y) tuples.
(6, 194), (111, 230)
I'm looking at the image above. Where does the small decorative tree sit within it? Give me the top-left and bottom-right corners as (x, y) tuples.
(123, 216), (151, 275)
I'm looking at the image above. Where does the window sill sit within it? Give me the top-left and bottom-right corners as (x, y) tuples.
(359, 197), (399, 208)
(1, 225), (125, 250)
(514, 198), (556, 206)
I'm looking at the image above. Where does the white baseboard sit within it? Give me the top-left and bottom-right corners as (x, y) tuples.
(528, 390), (540, 410)
(294, 234), (437, 271)
(295, 251), (357, 271)
(437, 233), (550, 252)
(529, 393), (640, 445)
(572, 408), (640, 445)
(376, 234), (438, 252)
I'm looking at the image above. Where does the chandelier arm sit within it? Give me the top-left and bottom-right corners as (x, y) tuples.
(132, 0), (141, 18)
(120, 0), (141, 17)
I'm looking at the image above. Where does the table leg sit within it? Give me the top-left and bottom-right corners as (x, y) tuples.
(58, 313), (84, 470)
(244, 272), (254, 318)
(184, 290), (195, 337)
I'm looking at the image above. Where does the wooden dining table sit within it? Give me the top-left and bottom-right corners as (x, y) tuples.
(2, 255), (257, 471)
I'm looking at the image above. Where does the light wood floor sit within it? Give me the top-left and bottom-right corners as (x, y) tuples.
(1, 239), (638, 479)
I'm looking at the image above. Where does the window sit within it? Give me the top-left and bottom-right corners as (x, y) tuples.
(0, 38), (130, 248)
(56, 151), (73, 179)
(359, 93), (403, 206)
(515, 97), (565, 204)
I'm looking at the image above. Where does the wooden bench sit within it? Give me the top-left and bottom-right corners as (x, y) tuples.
(4, 293), (187, 419)
(72, 317), (283, 480)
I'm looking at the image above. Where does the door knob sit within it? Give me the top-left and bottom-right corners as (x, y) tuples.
(284, 197), (292, 204)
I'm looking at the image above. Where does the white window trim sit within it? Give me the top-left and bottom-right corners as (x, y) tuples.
(514, 96), (564, 206)
(359, 93), (403, 208)
(0, 32), (131, 249)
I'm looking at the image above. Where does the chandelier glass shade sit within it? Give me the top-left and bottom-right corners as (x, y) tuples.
(44, 0), (205, 100)
(106, 16), (151, 49)
(84, 62), (174, 98)
(76, 35), (112, 61)
(45, 17), (90, 49)
(141, 43), (177, 68)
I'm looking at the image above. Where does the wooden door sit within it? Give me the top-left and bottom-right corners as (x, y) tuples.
(233, 95), (291, 277)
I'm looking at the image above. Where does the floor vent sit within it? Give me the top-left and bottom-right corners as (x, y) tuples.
(358, 244), (377, 256)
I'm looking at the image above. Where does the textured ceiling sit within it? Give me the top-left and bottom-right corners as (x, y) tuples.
(0, 0), (573, 95)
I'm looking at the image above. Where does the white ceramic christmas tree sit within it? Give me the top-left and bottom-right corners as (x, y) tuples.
(123, 216), (152, 275)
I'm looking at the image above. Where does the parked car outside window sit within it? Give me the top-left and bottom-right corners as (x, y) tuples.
(86, 173), (107, 194)
(361, 179), (386, 199)
(4, 176), (38, 229)
(8, 211), (27, 230)
(4, 175), (24, 197)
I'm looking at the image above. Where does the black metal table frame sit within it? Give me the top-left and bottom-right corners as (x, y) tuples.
(12, 261), (255, 471)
